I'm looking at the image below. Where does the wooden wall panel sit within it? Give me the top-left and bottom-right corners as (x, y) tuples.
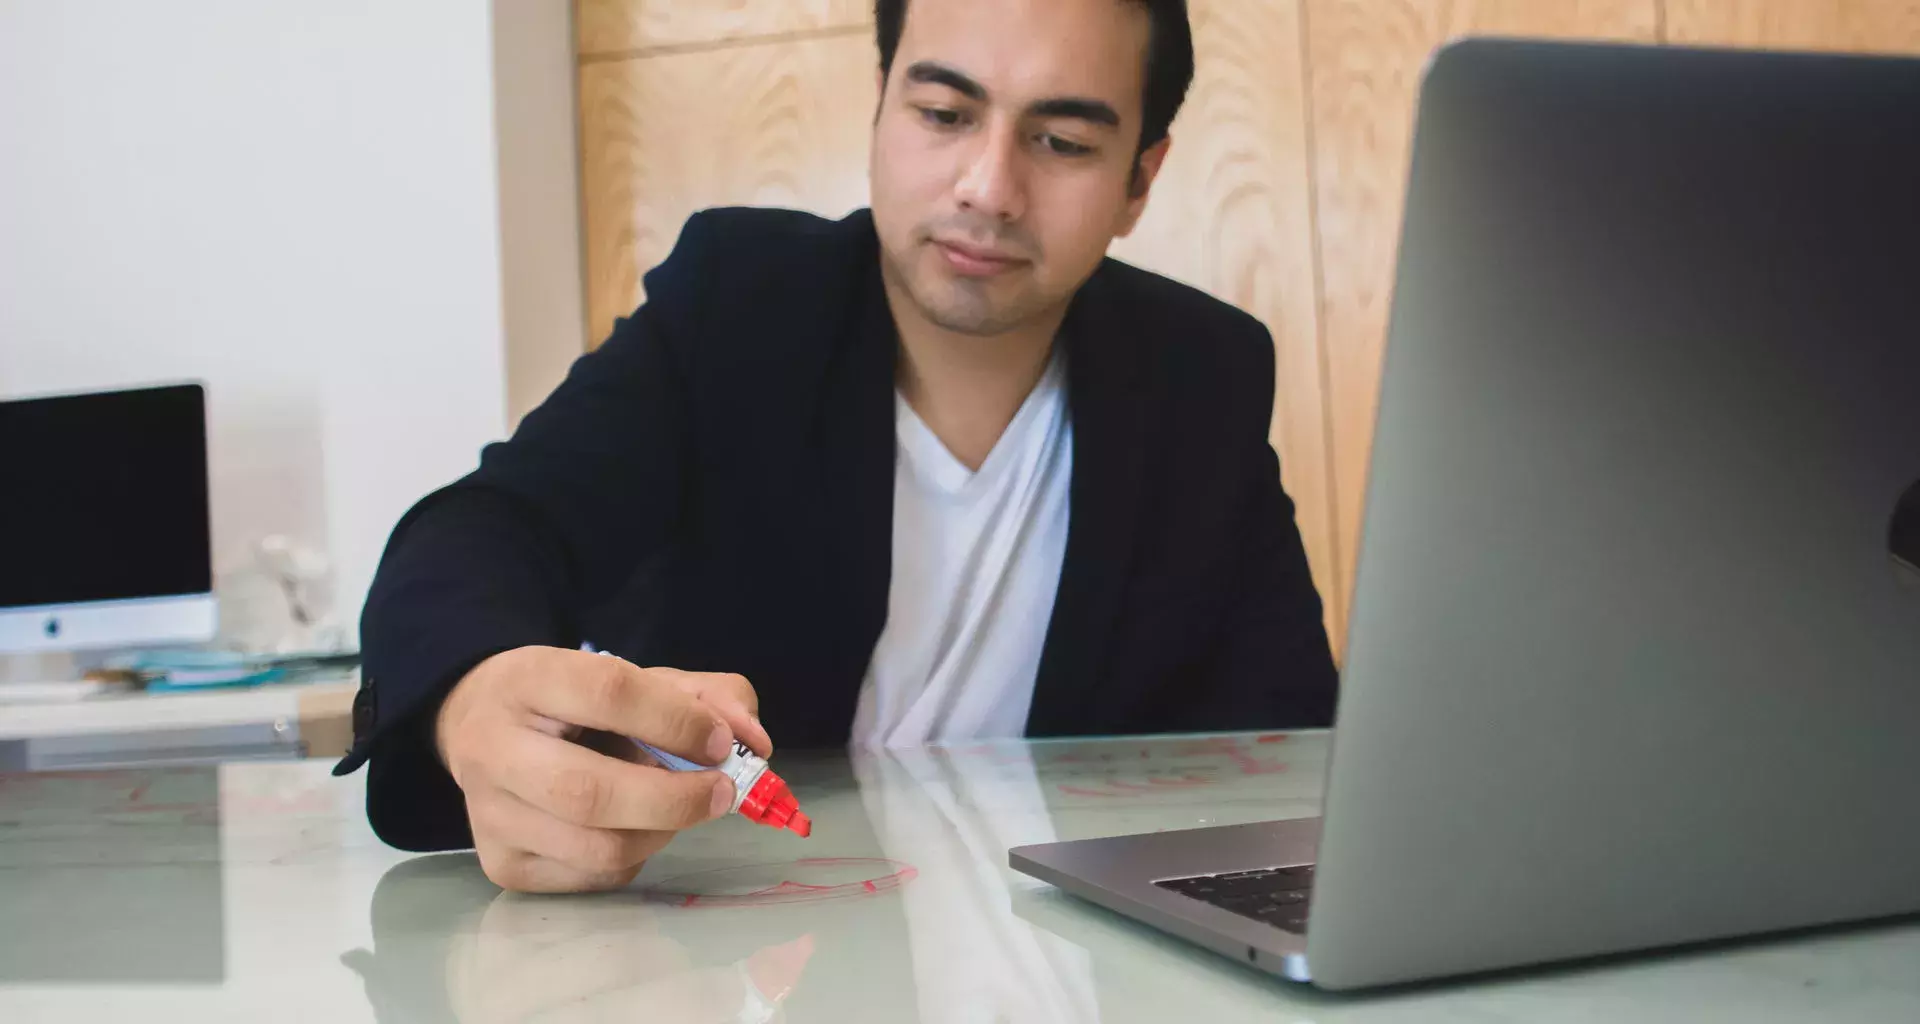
(577, 32), (878, 342)
(1303, 0), (1660, 620)
(1666, 0), (1920, 53)
(566, 0), (1885, 655)
(576, 0), (873, 57)
(1107, 0), (1342, 643)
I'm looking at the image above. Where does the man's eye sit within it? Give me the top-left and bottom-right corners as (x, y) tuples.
(918, 106), (965, 128)
(1040, 134), (1094, 157)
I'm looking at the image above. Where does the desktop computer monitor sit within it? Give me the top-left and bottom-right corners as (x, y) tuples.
(0, 383), (217, 654)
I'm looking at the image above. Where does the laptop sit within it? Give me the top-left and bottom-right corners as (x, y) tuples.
(1010, 39), (1920, 990)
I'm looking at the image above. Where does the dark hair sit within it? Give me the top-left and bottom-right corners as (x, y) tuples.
(874, 0), (1195, 162)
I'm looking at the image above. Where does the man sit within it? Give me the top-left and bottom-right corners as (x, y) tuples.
(335, 0), (1337, 893)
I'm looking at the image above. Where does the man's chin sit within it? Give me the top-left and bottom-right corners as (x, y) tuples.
(890, 258), (1043, 336)
(921, 304), (1008, 337)
(899, 275), (999, 335)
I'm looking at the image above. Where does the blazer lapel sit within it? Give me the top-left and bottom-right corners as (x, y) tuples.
(1026, 262), (1152, 734)
(813, 226), (898, 713)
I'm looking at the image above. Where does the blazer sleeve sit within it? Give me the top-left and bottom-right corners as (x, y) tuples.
(1198, 329), (1340, 729)
(335, 212), (717, 851)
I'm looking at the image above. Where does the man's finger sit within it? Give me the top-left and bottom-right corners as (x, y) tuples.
(514, 651), (732, 765)
(496, 727), (732, 831)
(650, 667), (759, 715)
(471, 788), (674, 881)
(649, 667), (773, 758)
(482, 846), (633, 895)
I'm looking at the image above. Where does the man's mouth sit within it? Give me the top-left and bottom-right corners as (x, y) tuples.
(931, 238), (1026, 278)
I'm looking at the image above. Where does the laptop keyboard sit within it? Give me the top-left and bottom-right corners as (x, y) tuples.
(1154, 864), (1314, 935)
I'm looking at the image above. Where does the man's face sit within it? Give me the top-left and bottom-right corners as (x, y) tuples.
(870, 0), (1168, 337)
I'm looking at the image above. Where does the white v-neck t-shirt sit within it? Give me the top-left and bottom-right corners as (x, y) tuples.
(850, 351), (1073, 748)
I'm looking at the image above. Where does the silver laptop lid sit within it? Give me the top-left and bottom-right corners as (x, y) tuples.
(1309, 39), (1920, 989)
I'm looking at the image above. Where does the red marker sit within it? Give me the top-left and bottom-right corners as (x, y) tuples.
(629, 736), (811, 837)
(598, 651), (811, 836)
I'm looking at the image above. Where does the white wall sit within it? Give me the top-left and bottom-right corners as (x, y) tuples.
(0, 1), (585, 668)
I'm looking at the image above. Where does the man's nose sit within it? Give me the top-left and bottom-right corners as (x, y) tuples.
(953, 123), (1026, 224)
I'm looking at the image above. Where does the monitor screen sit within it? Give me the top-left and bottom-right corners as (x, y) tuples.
(0, 383), (212, 611)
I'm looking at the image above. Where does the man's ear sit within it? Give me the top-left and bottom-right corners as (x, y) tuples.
(1116, 135), (1173, 238)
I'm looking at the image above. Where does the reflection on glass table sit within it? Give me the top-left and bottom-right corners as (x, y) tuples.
(5, 733), (1919, 1023)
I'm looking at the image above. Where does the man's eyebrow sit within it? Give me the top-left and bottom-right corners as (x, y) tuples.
(902, 60), (1122, 130)
(904, 61), (986, 102)
(1029, 97), (1121, 129)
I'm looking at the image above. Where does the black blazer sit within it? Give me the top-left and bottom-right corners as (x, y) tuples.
(337, 207), (1337, 851)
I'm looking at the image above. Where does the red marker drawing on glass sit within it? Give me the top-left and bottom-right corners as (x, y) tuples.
(600, 651), (812, 837)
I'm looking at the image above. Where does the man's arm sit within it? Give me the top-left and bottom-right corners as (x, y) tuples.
(1191, 329), (1340, 730)
(338, 214), (713, 853)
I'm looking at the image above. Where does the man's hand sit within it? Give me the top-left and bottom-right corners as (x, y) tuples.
(435, 646), (773, 893)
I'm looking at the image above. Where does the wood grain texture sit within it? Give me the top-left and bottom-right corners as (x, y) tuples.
(1666, 0), (1920, 53)
(1108, 0), (1344, 646)
(295, 681), (357, 760)
(1303, 0), (1659, 613)
(576, 0), (873, 57)
(577, 32), (878, 342)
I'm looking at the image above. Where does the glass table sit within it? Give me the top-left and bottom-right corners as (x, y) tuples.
(3, 731), (1916, 1022)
